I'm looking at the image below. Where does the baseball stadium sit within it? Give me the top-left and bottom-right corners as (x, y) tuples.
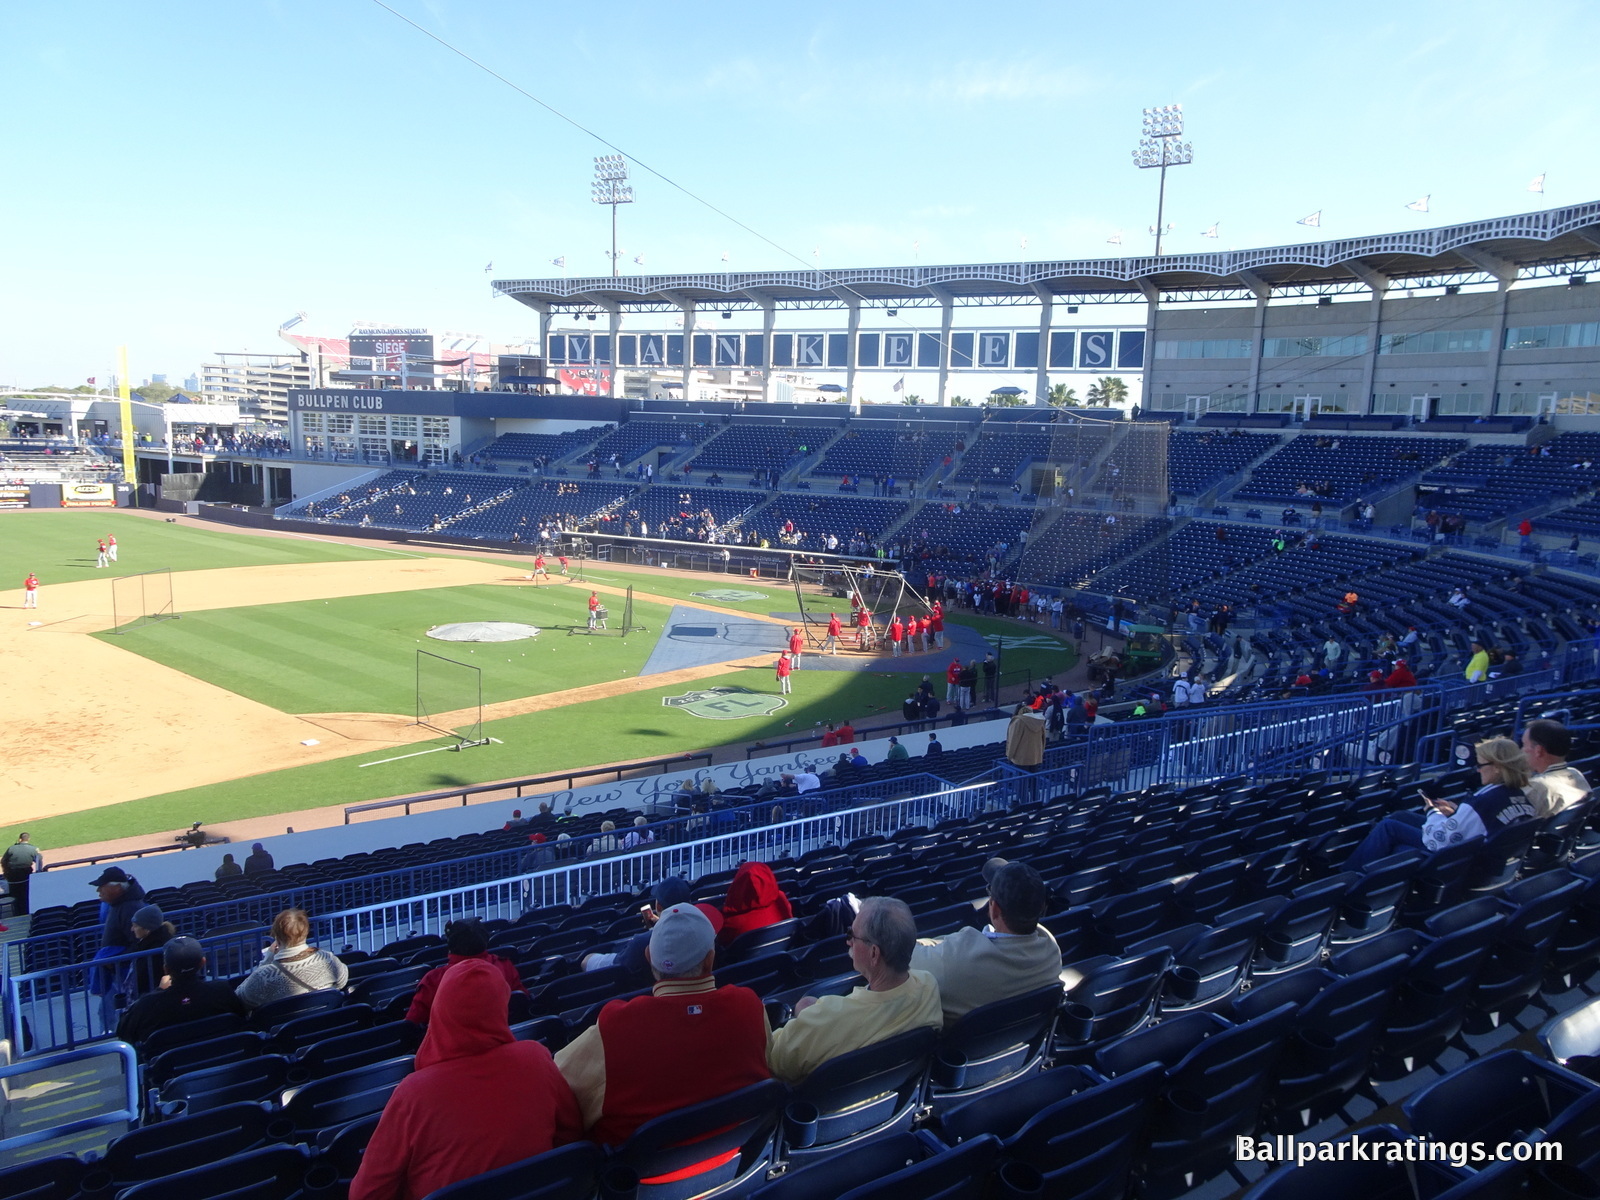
(6, 200), (1600, 1199)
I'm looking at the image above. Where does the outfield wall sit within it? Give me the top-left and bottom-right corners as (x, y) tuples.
(30, 716), (1012, 907)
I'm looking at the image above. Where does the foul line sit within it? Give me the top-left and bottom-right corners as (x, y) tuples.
(360, 736), (504, 768)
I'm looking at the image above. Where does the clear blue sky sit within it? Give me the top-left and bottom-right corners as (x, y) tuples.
(2, 0), (1596, 388)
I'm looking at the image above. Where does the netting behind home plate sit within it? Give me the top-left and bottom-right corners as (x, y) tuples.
(1011, 416), (1170, 598)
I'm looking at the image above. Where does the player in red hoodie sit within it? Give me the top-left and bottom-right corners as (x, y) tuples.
(351, 959), (581, 1200)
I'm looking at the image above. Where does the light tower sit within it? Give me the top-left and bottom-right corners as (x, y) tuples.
(591, 154), (635, 278)
(1131, 105), (1193, 257)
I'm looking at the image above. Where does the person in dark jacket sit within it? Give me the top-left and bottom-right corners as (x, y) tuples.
(115, 936), (246, 1046)
(128, 904), (177, 995)
(88, 866), (146, 1028)
(243, 843), (275, 876)
(214, 853), (243, 880)
(406, 918), (527, 1026)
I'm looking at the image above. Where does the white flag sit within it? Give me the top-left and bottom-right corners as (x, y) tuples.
(1200, 223), (1219, 238)
(483, 261), (493, 273)
(1528, 173), (1546, 194)
(1298, 211), (1322, 227)
(893, 376), (905, 393)
(1107, 232), (1123, 245)
(551, 255), (566, 268)
(1406, 195), (1430, 212)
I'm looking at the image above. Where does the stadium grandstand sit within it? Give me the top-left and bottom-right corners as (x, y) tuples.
(10, 201), (1600, 1200)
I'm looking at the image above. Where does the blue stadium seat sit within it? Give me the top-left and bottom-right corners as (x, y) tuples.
(425, 1141), (609, 1200)
(929, 984), (1062, 1107)
(940, 1061), (1165, 1200)
(155, 1054), (293, 1119)
(0, 1154), (90, 1200)
(611, 1078), (787, 1200)
(114, 1143), (335, 1200)
(1402, 1050), (1598, 1147)
(777, 1026), (936, 1165)
(1241, 1124), (1468, 1199)
(279, 1055), (414, 1133)
(95, 1100), (289, 1185)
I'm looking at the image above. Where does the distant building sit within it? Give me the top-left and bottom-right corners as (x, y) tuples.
(200, 353), (313, 424)
(183, 374), (199, 392)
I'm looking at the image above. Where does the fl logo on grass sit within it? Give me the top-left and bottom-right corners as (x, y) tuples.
(663, 686), (788, 719)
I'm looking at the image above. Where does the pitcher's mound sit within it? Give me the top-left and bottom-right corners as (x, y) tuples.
(427, 621), (542, 643)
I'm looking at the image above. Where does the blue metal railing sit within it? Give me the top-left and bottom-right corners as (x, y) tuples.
(4, 772), (957, 981)
(0, 1041), (140, 1155)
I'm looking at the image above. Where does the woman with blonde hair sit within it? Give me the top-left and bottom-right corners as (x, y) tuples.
(235, 908), (348, 1009)
(1345, 735), (1536, 869)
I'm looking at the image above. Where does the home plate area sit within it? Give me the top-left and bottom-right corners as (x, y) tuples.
(637, 605), (993, 676)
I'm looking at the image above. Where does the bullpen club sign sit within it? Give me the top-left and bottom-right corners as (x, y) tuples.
(663, 686), (787, 719)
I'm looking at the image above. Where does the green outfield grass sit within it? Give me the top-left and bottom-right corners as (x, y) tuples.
(94, 583), (675, 715)
(2, 509), (399, 585)
(18, 662), (994, 847)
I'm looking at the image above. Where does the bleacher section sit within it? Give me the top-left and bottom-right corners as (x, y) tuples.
(1091, 520), (1279, 601)
(481, 425), (610, 465)
(1233, 434), (1464, 505)
(688, 421), (834, 477)
(902, 503), (1034, 571)
(1016, 511), (1165, 587)
(623, 486), (761, 541)
(1545, 497), (1600, 539)
(9, 675), (1600, 1200)
(289, 470), (509, 530)
(811, 424), (963, 484)
(1418, 434), (1600, 525)
(751, 494), (910, 549)
(586, 418), (719, 467)
(451, 479), (636, 541)
(949, 428), (1054, 486)
(1168, 429), (1279, 494)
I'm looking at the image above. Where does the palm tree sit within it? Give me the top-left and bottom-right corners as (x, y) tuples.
(900, 392), (925, 406)
(1086, 376), (1130, 407)
(949, 395), (974, 407)
(1047, 384), (1079, 408)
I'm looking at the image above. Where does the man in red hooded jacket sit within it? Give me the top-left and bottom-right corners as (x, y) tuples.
(717, 861), (794, 947)
(351, 959), (581, 1200)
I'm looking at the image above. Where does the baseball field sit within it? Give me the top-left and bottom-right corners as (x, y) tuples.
(2, 509), (1075, 851)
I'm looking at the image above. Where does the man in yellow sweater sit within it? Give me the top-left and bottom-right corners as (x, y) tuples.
(910, 859), (1063, 1027)
(767, 897), (941, 1083)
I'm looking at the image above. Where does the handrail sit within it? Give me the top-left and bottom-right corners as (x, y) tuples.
(0, 1041), (139, 1151)
(343, 750), (715, 822)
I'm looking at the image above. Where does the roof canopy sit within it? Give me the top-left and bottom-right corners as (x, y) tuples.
(494, 201), (1600, 314)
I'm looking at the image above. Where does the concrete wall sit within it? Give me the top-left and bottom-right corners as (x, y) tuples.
(29, 717), (1011, 909)
(289, 462), (386, 499)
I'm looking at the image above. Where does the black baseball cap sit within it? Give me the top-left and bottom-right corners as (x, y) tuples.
(89, 866), (130, 887)
(164, 936), (205, 976)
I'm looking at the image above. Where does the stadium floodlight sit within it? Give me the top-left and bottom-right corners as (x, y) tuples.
(1131, 103), (1194, 256)
(591, 154), (636, 278)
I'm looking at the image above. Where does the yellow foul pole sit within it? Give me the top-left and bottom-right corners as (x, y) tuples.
(116, 345), (137, 488)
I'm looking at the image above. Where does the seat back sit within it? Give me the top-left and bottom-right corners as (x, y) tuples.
(247, 989), (344, 1031)
(115, 1144), (324, 1200)
(1541, 995), (1600, 1066)
(280, 1055), (414, 1132)
(1403, 1050), (1598, 1145)
(294, 1022), (418, 1080)
(425, 1141), (608, 1200)
(100, 1101), (285, 1184)
(616, 1078), (786, 1192)
(1060, 950), (1171, 1047)
(268, 1004), (375, 1054)
(137, 1012), (248, 1058)
(158, 1055), (292, 1117)
(833, 1133), (1001, 1200)
(145, 1032), (268, 1091)
(932, 984), (1062, 1099)
(789, 1026), (936, 1150)
(723, 919), (803, 963)
(0, 1155), (85, 1200)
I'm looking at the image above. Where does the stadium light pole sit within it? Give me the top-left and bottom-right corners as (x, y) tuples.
(1131, 105), (1193, 257)
(591, 155), (635, 278)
